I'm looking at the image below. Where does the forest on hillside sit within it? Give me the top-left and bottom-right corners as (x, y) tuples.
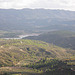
(0, 39), (75, 75)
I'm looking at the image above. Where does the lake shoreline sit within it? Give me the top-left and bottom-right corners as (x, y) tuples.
(0, 33), (40, 39)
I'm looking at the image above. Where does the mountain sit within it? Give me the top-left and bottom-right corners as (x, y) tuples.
(24, 31), (75, 50)
(0, 9), (75, 33)
(0, 39), (74, 67)
(0, 39), (75, 75)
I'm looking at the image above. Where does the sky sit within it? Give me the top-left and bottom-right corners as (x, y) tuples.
(0, 0), (75, 11)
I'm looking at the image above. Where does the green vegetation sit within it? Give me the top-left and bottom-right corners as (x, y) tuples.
(25, 31), (75, 50)
(0, 59), (75, 75)
(0, 39), (75, 75)
(0, 39), (75, 67)
(26, 59), (66, 70)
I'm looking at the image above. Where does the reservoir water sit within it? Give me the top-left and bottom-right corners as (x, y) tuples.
(2, 34), (39, 39)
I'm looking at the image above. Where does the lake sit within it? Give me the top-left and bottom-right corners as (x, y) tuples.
(2, 33), (39, 39)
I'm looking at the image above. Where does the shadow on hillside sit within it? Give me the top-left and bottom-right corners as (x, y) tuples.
(2, 69), (75, 75)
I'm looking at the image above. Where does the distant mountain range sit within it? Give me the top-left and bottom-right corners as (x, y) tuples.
(0, 9), (75, 32)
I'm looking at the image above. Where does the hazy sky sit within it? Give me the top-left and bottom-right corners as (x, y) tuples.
(0, 0), (75, 11)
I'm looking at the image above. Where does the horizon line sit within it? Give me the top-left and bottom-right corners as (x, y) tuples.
(0, 8), (75, 12)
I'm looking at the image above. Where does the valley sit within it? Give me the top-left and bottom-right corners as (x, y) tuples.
(0, 8), (75, 75)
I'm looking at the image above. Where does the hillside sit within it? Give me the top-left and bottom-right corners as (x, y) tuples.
(0, 39), (75, 67)
(0, 9), (75, 33)
(24, 31), (75, 50)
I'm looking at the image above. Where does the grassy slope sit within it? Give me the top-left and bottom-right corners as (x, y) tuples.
(0, 39), (75, 67)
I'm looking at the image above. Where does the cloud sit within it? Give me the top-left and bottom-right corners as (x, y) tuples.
(30, 0), (75, 11)
(0, 0), (36, 9)
(0, 0), (75, 11)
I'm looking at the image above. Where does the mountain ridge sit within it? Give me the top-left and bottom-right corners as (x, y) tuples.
(0, 9), (75, 32)
(24, 31), (75, 50)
